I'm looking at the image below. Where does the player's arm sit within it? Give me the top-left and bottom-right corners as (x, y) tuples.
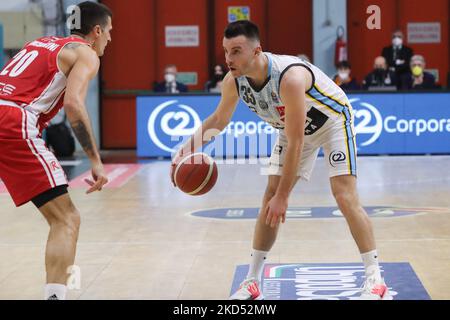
(175, 71), (239, 157)
(171, 72), (239, 185)
(266, 67), (309, 228)
(63, 45), (108, 193)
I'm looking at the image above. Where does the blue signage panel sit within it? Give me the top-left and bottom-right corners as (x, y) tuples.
(137, 96), (277, 157)
(350, 93), (450, 154)
(137, 93), (450, 157)
(231, 263), (431, 300)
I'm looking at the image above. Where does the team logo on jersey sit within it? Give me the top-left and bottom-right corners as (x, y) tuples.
(259, 100), (269, 110)
(274, 145), (283, 155)
(0, 83), (16, 95)
(147, 100), (201, 153)
(275, 106), (285, 122)
(329, 151), (346, 167)
(50, 161), (60, 171)
(304, 107), (328, 135)
(271, 92), (279, 103)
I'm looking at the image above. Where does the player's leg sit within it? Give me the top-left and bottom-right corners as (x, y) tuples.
(252, 175), (282, 251)
(230, 175), (298, 300)
(0, 107), (77, 300)
(34, 189), (80, 300)
(330, 175), (375, 253)
(230, 134), (318, 300)
(323, 108), (391, 300)
(330, 175), (390, 299)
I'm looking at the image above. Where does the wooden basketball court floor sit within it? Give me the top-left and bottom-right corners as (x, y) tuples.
(0, 154), (449, 300)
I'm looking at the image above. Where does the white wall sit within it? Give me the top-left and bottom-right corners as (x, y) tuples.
(0, 0), (30, 11)
(313, 0), (347, 77)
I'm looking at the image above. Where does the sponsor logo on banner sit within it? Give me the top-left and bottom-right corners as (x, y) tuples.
(190, 206), (449, 220)
(147, 100), (202, 153)
(137, 96), (277, 158)
(351, 97), (450, 148)
(231, 263), (430, 300)
(137, 94), (450, 156)
(351, 98), (383, 147)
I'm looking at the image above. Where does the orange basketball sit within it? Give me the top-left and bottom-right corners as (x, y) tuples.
(173, 153), (218, 195)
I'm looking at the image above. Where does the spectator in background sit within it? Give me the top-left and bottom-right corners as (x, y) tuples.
(363, 56), (397, 90)
(400, 55), (437, 90)
(382, 30), (413, 82)
(154, 64), (188, 93)
(205, 64), (226, 93)
(333, 61), (360, 91)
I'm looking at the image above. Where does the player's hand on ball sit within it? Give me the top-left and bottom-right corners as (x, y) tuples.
(84, 162), (108, 194)
(265, 195), (288, 228)
(170, 150), (190, 187)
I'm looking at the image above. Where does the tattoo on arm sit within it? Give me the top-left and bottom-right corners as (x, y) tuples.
(71, 120), (95, 155)
(65, 43), (82, 50)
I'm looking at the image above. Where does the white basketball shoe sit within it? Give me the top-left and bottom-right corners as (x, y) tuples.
(359, 275), (393, 300)
(229, 278), (264, 300)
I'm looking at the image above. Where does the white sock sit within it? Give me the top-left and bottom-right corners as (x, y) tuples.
(361, 250), (382, 281)
(246, 249), (268, 283)
(44, 283), (67, 300)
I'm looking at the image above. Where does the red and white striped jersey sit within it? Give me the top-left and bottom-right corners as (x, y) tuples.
(0, 36), (89, 131)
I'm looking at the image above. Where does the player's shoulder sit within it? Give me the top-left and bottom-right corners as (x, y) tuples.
(58, 39), (99, 76)
(63, 40), (98, 64)
(221, 71), (240, 97)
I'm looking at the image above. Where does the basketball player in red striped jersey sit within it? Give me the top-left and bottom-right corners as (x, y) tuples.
(0, 2), (111, 300)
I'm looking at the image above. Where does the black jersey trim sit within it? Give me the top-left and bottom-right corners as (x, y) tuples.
(234, 78), (240, 96)
(31, 184), (68, 208)
(278, 63), (316, 95)
(245, 76), (272, 93)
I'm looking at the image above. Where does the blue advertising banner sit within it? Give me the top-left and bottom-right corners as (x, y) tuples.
(137, 96), (277, 158)
(350, 93), (450, 154)
(137, 93), (450, 157)
(230, 263), (431, 300)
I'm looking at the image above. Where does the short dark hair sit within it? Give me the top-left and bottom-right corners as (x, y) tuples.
(70, 1), (113, 36)
(337, 61), (351, 69)
(224, 20), (260, 41)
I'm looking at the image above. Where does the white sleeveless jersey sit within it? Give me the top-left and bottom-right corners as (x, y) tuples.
(235, 52), (352, 135)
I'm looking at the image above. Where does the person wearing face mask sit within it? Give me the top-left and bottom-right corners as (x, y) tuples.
(333, 61), (360, 92)
(381, 30), (413, 82)
(205, 64), (226, 93)
(154, 64), (188, 93)
(400, 55), (437, 90)
(362, 56), (398, 90)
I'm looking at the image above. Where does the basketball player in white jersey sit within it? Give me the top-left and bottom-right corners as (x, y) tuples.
(0, 2), (111, 299)
(172, 20), (391, 300)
